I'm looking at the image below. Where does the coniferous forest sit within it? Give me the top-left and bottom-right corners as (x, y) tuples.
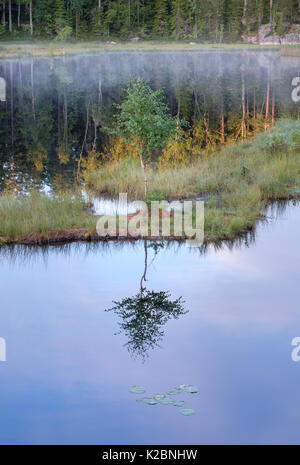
(0, 1), (300, 42)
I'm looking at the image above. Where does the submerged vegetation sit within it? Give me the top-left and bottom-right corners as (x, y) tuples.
(0, 119), (299, 245)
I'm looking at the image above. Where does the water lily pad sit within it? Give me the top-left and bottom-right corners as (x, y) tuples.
(167, 388), (182, 395)
(129, 386), (146, 394)
(137, 397), (158, 405)
(173, 400), (185, 407)
(182, 385), (198, 394)
(158, 397), (175, 405)
(180, 408), (195, 416)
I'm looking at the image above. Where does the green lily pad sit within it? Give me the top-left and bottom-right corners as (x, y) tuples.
(167, 388), (182, 395)
(173, 400), (185, 407)
(158, 397), (175, 405)
(129, 386), (146, 394)
(137, 397), (157, 405)
(180, 408), (195, 416)
(182, 385), (198, 394)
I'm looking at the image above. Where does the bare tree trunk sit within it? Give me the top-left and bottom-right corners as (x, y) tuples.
(194, 0), (198, 39)
(18, 1), (20, 28)
(270, 0), (273, 24)
(10, 62), (14, 146)
(8, 0), (11, 33)
(242, 0), (247, 26)
(98, 0), (101, 27)
(271, 91), (275, 126)
(1, 2), (5, 25)
(75, 10), (79, 39)
(265, 68), (270, 129)
(30, 60), (35, 121)
(140, 240), (148, 292)
(77, 105), (90, 181)
(29, 1), (33, 36)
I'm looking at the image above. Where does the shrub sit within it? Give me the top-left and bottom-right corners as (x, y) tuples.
(55, 25), (73, 42)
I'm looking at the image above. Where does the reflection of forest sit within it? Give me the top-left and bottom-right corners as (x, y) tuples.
(0, 52), (298, 191)
(106, 240), (187, 360)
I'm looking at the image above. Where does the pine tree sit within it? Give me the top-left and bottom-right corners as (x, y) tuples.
(153, 0), (169, 37)
(54, 0), (67, 34)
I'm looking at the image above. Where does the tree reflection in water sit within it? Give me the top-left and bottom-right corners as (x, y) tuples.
(106, 240), (187, 360)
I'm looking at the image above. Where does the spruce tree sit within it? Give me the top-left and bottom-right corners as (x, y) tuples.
(153, 0), (169, 37)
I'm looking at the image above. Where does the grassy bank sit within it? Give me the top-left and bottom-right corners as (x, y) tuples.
(85, 119), (300, 241)
(0, 120), (299, 246)
(0, 40), (281, 59)
(0, 191), (96, 245)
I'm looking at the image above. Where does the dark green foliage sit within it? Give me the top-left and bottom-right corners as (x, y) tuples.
(106, 288), (187, 358)
(116, 79), (178, 158)
(0, 1), (299, 41)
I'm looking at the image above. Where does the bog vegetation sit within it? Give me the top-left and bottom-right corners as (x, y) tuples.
(1, 119), (299, 245)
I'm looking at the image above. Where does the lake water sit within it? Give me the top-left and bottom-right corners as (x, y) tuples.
(0, 201), (299, 445)
(0, 50), (300, 191)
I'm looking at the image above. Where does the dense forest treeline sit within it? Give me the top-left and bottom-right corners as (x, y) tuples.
(0, 1), (300, 41)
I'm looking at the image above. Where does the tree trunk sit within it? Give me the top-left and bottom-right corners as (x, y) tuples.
(140, 240), (148, 292)
(8, 0), (11, 33)
(1, 2), (5, 25)
(271, 91), (275, 126)
(31, 60), (35, 121)
(140, 145), (148, 201)
(270, 0), (273, 24)
(76, 10), (79, 39)
(98, 0), (101, 27)
(29, 1), (33, 36)
(242, 0), (247, 26)
(265, 69), (270, 129)
(18, 1), (20, 28)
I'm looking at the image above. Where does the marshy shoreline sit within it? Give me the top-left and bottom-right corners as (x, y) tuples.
(1, 119), (299, 248)
(0, 40), (283, 59)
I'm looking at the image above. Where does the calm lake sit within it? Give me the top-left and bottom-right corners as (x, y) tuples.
(0, 201), (299, 445)
(0, 51), (300, 444)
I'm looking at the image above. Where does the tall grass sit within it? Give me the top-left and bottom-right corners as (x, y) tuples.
(0, 120), (299, 244)
(85, 119), (300, 240)
(0, 191), (95, 242)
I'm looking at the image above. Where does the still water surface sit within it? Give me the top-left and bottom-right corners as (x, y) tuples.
(0, 202), (299, 444)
